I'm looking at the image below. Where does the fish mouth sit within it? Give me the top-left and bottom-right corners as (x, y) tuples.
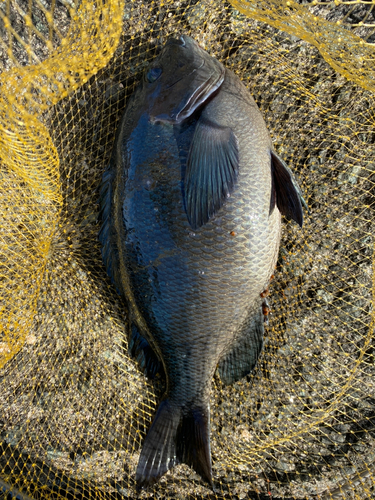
(173, 36), (225, 122)
(148, 34), (225, 125)
(165, 35), (186, 47)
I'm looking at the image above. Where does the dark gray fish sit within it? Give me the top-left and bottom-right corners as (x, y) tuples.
(99, 34), (305, 489)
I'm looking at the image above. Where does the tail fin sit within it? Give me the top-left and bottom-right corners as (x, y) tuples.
(177, 406), (212, 486)
(136, 399), (212, 489)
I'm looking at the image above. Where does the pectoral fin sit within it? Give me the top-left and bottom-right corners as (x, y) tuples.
(185, 117), (239, 229)
(270, 151), (307, 228)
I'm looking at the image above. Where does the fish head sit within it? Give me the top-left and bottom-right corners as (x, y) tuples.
(143, 35), (225, 125)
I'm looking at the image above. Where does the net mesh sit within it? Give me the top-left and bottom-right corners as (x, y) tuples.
(0, 0), (374, 498)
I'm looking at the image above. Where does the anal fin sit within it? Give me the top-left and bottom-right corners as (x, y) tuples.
(217, 305), (264, 385)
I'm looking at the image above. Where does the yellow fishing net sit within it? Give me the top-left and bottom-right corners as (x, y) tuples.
(0, 0), (374, 498)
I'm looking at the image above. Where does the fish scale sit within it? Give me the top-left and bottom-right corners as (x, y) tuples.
(99, 34), (304, 489)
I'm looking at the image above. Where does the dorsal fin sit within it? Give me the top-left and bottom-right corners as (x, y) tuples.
(98, 161), (123, 294)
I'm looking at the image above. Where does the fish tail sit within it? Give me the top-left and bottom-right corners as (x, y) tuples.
(177, 404), (213, 486)
(136, 398), (212, 489)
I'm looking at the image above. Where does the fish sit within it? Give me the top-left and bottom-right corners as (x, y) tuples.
(98, 34), (305, 489)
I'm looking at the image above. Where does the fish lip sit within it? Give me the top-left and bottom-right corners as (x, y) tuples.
(148, 35), (226, 125)
(149, 65), (225, 125)
(165, 35), (186, 47)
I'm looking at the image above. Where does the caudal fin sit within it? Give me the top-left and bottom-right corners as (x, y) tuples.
(136, 399), (212, 489)
(177, 406), (212, 486)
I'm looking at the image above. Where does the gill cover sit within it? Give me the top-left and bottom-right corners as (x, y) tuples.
(146, 35), (225, 124)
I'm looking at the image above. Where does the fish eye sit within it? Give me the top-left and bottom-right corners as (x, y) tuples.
(146, 67), (162, 83)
